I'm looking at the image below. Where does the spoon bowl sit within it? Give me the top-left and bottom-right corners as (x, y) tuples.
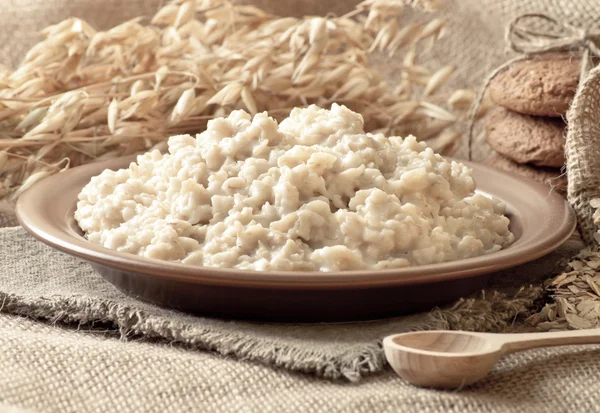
(389, 330), (499, 353)
(383, 331), (503, 388)
(383, 328), (600, 389)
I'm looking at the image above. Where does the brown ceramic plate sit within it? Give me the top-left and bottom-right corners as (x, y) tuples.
(16, 156), (575, 321)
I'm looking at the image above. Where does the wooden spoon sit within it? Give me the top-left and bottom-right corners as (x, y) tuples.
(383, 329), (600, 389)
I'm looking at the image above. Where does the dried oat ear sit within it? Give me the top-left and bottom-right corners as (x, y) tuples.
(0, 0), (460, 199)
(526, 251), (600, 331)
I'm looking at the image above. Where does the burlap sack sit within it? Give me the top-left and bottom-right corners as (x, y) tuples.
(566, 64), (600, 243)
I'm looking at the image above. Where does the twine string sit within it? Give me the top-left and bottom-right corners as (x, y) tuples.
(467, 13), (600, 161)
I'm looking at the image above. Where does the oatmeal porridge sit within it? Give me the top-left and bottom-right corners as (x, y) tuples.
(75, 104), (514, 271)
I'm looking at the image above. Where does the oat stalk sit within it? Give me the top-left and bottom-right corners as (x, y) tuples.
(0, 0), (458, 198)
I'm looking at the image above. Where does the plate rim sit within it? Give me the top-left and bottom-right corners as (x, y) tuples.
(16, 155), (577, 289)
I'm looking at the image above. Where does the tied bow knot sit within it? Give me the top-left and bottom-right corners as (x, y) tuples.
(507, 14), (600, 80)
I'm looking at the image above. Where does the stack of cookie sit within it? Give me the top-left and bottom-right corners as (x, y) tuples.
(484, 53), (580, 196)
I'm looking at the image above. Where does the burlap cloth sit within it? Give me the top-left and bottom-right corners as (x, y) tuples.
(0, 204), (595, 413)
(0, 202), (581, 381)
(3, 0), (600, 412)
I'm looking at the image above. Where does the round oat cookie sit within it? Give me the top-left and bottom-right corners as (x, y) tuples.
(485, 152), (567, 196)
(485, 107), (565, 168)
(489, 54), (579, 117)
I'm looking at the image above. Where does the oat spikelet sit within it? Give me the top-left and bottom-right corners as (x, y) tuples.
(423, 65), (454, 96)
(0, 0), (458, 199)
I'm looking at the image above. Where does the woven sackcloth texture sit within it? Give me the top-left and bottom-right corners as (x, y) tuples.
(566, 63), (600, 243)
(0, 201), (580, 383)
(0, 312), (600, 413)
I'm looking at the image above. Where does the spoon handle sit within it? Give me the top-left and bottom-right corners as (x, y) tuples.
(494, 328), (600, 354)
